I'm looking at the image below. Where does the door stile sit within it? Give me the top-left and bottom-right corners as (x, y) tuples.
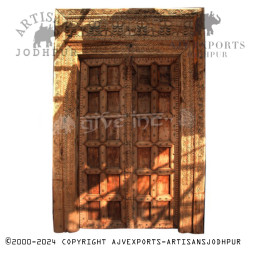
(171, 59), (181, 228)
(124, 57), (134, 228)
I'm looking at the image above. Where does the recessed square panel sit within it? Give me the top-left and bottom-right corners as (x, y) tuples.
(107, 175), (120, 194)
(157, 175), (170, 195)
(107, 66), (120, 85)
(86, 119), (99, 140)
(108, 201), (121, 220)
(88, 174), (100, 194)
(159, 65), (170, 85)
(137, 202), (151, 220)
(89, 66), (101, 86)
(107, 147), (120, 167)
(137, 175), (150, 195)
(88, 92), (99, 113)
(106, 118), (121, 140)
(107, 91), (120, 113)
(87, 147), (99, 168)
(156, 201), (170, 220)
(137, 119), (151, 141)
(138, 66), (151, 86)
(88, 201), (100, 220)
(158, 92), (171, 113)
(138, 148), (151, 168)
(159, 119), (170, 141)
(158, 147), (170, 168)
(137, 93), (151, 113)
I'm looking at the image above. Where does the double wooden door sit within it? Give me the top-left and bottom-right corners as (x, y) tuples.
(79, 55), (180, 229)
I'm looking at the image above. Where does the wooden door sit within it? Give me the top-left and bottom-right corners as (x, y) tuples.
(79, 56), (180, 229)
(131, 57), (179, 228)
(79, 58), (127, 228)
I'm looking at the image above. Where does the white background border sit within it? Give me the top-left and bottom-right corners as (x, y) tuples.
(1, 1), (255, 255)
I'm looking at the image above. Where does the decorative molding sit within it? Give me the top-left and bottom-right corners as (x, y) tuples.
(57, 8), (202, 16)
(55, 8), (204, 41)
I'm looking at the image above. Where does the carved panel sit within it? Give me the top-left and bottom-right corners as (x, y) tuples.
(79, 58), (126, 228)
(55, 9), (199, 41)
(131, 57), (179, 228)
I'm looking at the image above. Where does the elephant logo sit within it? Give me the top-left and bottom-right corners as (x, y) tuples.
(205, 11), (221, 36)
(53, 115), (75, 135)
(33, 23), (54, 48)
(179, 109), (194, 128)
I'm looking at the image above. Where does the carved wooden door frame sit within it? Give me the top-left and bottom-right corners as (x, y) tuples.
(53, 8), (206, 234)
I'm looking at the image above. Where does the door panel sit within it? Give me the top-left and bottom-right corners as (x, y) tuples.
(131, 57), (179, 228)
(79, 58), (127, 228)
(79, 56), (180, 229)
